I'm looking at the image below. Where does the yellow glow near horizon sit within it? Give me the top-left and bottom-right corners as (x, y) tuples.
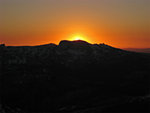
(72, 36), (83, 40)
(69, 34), (89, 42)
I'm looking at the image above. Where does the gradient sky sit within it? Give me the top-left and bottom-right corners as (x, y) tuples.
(0, 0), (150, 48)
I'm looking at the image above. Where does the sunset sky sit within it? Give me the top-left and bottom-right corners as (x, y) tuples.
(0, 0), (150, 48)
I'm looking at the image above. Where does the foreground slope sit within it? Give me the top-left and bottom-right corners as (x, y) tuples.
(1, 40), (150, 112)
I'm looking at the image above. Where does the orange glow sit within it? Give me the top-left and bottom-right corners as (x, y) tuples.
(0, 1), (149, 48)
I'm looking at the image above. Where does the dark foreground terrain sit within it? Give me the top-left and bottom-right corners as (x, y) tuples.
(0, 40), (150, 113)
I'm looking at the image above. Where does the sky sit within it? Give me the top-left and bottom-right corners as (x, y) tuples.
(0, 0), (150, 48)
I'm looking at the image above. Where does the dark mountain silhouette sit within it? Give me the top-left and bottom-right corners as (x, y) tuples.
(1, 40), (150, 112)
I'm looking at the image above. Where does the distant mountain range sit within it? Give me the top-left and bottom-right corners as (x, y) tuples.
(1, 40), (150, 112)
(123, 48), (150, 53)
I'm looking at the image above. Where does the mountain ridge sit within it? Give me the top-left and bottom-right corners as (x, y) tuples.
(1, 40), (150, 54)
(0, 40), (117, 49)
(1, 40), (150, 112)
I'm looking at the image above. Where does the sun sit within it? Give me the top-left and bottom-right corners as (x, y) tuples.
(73, 36), (83, 40)
(69, 34), (88, 42)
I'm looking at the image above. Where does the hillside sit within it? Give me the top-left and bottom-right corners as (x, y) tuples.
(1, 40), (150, 112)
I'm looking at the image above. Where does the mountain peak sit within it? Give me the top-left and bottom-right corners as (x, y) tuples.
(58, 40), (91, 48)
(59, 40), (90, 45)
